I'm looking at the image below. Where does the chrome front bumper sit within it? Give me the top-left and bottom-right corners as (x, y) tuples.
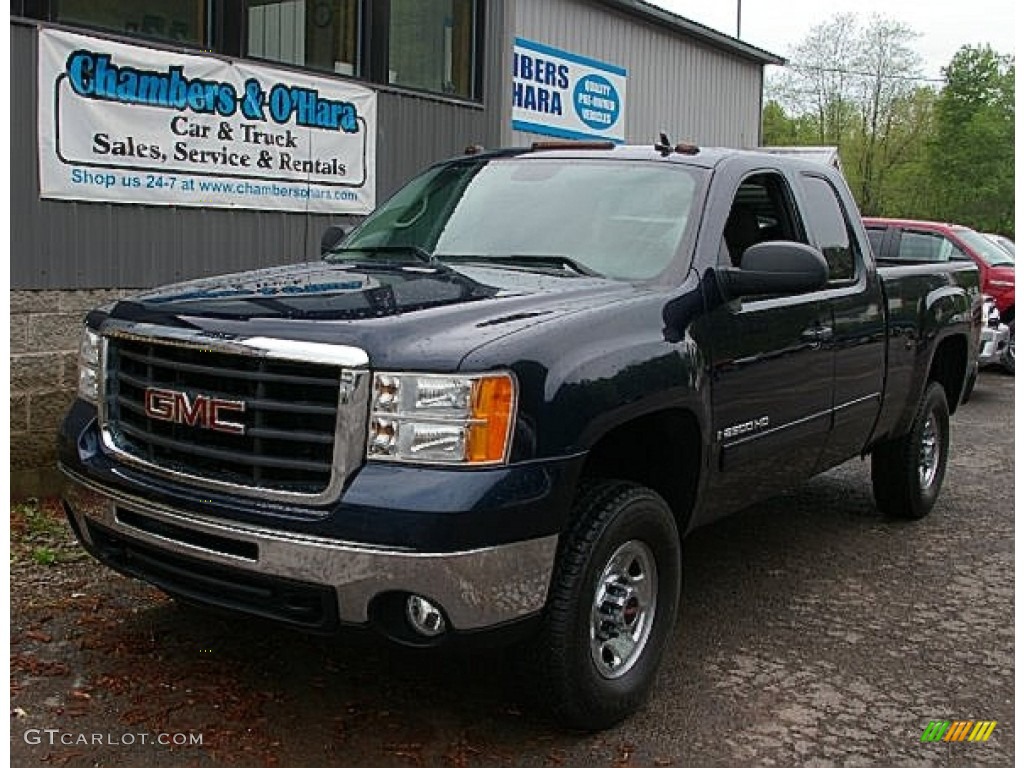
(61, 470), (558, 631)
(979, 323), (1010, 366)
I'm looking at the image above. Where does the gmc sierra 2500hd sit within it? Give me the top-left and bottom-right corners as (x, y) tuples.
(60, 142), (980, 730)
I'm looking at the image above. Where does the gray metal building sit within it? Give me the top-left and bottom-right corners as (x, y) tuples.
(9, 0), (780, 494)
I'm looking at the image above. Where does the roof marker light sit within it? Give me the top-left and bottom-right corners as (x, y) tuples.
(530, 140), (616, 151)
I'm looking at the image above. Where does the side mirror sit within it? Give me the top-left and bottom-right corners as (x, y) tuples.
(718, 241), (829, 298)
(321, 224), (354, 254)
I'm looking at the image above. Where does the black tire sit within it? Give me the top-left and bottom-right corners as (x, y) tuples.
(871, 382), (950, 520)
(527, 480), (682, 731)
(1002, 320), (1015, 375)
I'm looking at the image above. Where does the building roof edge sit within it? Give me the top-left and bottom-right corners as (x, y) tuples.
(593, 0), (786, 66)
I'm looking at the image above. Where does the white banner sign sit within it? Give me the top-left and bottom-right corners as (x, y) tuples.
(38, 29), (377, 213)
(512, 38), (627, 143)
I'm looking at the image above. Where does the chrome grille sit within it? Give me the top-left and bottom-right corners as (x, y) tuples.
(100, 332), (366, 502)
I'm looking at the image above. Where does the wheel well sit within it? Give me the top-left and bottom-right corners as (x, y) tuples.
(928, 335), (968, 414)
(580, 409), (701, 532)
(1002, 305), (1014, 325)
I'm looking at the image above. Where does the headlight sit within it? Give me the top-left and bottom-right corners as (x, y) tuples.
(367, 372), (517, 465)
(78, 327), (103, 404)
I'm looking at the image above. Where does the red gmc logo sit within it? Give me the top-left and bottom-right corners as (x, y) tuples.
(143, 387), (246, 435)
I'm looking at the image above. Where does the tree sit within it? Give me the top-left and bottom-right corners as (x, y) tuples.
(868, 87), (941, 218)
(929, 46), (1015, 234)
(765, 21), (1013, 230)
(771, 14), (861, 146)
(767, 13), (929, 216)
(761, 100), (819, 146)
(849, 16), (924, 214)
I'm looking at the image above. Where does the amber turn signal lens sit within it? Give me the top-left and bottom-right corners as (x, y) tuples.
(466, 375), (516, 463)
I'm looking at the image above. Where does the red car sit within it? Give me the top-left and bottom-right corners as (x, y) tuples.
(864, 218), (1015, 373)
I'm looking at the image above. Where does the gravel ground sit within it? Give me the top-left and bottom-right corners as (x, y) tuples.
(10, 371), (1014, 767)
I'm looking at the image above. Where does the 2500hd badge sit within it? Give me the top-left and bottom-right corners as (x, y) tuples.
(717, 416), (770, 441)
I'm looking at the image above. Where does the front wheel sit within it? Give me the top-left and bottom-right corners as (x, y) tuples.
(871, 382), (950, 520)
(526, 481), (682, 731)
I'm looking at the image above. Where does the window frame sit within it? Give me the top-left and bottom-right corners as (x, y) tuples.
(16, 0), (485, 103)
(38, 0), (218, 51)
(241, 0), (366, 79)
(369, 0), (483, 102)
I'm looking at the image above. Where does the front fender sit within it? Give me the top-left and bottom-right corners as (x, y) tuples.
(460, 283), (711, 460)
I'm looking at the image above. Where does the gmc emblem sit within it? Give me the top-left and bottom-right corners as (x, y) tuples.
(143, 387), (246, 435)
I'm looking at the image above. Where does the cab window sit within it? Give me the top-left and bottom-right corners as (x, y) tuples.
(799, 175), (860, 283)
(722, 173), (803, 267)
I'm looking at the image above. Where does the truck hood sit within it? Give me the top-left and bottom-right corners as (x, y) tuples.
(103, 260), (646, 370)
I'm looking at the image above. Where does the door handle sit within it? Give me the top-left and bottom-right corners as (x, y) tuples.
(800, 325), (834, 344)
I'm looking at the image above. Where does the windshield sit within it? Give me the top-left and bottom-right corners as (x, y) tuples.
(330, 158), (706, 281)
(987, 234), (1015, 258)
(956, 228), (1015, 267)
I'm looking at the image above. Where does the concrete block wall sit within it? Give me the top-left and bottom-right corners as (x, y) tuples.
(11, 289), (131, 498)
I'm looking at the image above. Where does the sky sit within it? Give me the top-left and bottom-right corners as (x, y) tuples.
(651, 0), (1015, 80)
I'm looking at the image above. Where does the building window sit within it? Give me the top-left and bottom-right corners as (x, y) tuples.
(246, 0), (360, 76)
(56, 0), (209, 45)
(387, 0), (475, 98)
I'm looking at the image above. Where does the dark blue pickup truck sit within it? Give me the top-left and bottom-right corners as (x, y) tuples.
(60, 143), (980, 730)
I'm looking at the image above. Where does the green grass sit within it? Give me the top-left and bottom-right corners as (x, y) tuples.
(11, 499), (80, 565)
(32, 547), (58, 566)
(14, 499), (65, 539)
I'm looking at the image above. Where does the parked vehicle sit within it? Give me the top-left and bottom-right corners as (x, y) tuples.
(864, 218), (1014, 374)
(60, 144), (979, 730)
(978, 296), (1011, 368)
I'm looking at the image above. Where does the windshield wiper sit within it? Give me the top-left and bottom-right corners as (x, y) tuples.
(328, 245), (438, 266)
(438, 254), (603, 277)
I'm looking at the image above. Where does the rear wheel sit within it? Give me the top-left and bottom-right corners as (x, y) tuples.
(871, 382), (950, 520)
(527, 480), (682, 731)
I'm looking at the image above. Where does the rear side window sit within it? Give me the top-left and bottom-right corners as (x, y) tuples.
(799, 175), (859, 282)
(897, 231), (967, 262)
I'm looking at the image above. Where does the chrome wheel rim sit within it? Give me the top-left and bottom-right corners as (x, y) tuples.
(919, 413), (940, 489)
(590, 540), (658, 679)
(1007, 325), (1015, 366)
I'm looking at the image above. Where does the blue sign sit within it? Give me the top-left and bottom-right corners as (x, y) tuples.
(512, 38), (627, 143)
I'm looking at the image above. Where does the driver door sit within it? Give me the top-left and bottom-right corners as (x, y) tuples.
(703, 172), (834, 517)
